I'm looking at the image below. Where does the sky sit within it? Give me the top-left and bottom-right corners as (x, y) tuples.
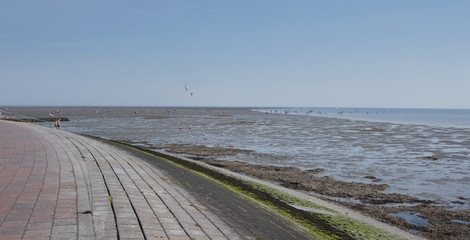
(1, 0), (469, 108)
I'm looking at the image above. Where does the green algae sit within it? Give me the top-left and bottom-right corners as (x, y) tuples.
(215, 174), (404, 240)
(106, 139), (406, 240)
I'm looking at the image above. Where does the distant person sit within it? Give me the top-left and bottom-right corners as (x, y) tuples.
(55, 119), (61, 130)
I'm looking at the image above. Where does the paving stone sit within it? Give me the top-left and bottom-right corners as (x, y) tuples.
(5, 214), (30, 221)
(118, 228), (145, 238)
(188, 236), (211, 240)
(168, 235), (192, 240)
(77, 214), (94, 237)
(50, 232), (77, 240)
(53, 219), (77, 226)
(52, 225), (77, 234)
(161, 222), (184, 231)
(26, 222), (53, 231)
(22, 229), (52, 238)
(186, 229), (207, 236)
(166, 229), (187, 236)
(0, 227), (26, 236)
(0, 122), (247, 240)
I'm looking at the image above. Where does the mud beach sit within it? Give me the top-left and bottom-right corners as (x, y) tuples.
(3, 106), (470, 239)
(128, 141), (470, 240)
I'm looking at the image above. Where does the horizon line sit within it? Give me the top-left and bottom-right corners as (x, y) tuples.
(1, 105), (469, 110)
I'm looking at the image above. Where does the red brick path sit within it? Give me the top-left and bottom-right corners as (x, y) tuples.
(0, 121), (77, 239)
(0, 121), (247, 240)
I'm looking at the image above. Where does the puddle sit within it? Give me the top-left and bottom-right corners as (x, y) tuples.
(390, 211), (429, 227)
(449, 219), (470, 225)
(409, 229), (424, 234)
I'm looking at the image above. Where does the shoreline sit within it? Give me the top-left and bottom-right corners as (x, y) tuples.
(104, 137), (424, 240)
(118, 139), (470, 240)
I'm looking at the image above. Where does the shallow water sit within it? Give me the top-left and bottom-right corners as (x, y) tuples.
(449, 219), (470, 225)
(4, 106), (470, 209)
(390, 211), (430, 227)
(255, 107), (470, 128)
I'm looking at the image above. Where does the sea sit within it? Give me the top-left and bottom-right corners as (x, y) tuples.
(254, 107), (470, 128)
(2, 106), (470, 209)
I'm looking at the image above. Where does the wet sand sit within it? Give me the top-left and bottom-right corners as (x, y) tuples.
(3, 106), (470, 239)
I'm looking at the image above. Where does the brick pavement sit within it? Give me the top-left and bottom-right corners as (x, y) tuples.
(0, 121), (249, 240)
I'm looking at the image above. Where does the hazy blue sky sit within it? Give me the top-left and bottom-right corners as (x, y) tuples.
(1, 0), (469, 108)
